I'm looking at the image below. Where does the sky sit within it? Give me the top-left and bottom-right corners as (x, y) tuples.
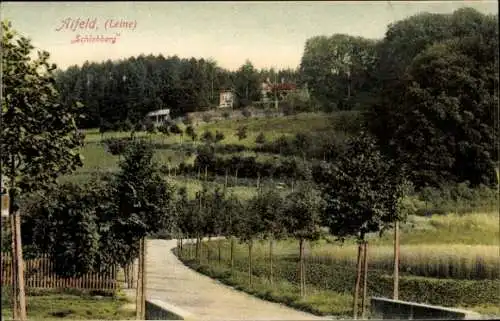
(1, 1), (498, 71)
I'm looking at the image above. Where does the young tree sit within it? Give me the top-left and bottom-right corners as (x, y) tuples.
(207, 186), (227, 263)
(282, 183), (323, 297)
(242, 108), (252, 118)
(319, 133), (405, 318)
(145, 119), (156, 136)
(255, 132), (266, 145)
(214, 130), (225, 144)
(235, 197), (265, 286)
(1, 21), (85, 319)
(236, 126), (247, 141)
(158, 124), (170, 143)
(251, 188), (285, 285)
(222, 193), (243, 274)
(201, 130), (214, 144)
(106, 139), (177, 272)
(193, 184), (214, 262)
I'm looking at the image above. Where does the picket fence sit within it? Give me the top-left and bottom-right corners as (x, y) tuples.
(0, 253), (118, 291)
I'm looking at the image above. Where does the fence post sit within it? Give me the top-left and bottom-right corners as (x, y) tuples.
(141, 237), (147, 320)
(393, 221), (400, 300)
(136, 239), (143, 320)
(13, 210), (27, 321)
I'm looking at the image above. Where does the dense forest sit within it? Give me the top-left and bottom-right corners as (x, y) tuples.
(55, 57), (299, 129)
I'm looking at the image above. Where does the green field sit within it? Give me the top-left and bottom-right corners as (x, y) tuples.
(176, 211), (500, 318)
(1, 289), (135, 320)
(60, 112), (336, 191)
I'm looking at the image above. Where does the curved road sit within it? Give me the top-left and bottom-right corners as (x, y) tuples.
(138, 239), (329, 320)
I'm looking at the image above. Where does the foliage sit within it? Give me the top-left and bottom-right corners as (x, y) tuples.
(283, 184), (323, 241)
(250, 188), (286, 240)
(215, 130), (225, 143)
(255, 132), (266, 145)
(201, 130), (214, 144)
(21, 183), (100, 277)
(368, 8), (499, 189)
(236, 126), (248, 140)
(1, 20), (84, 194)
(99, 139), (176, 267)
(158, 124), (170, 135)
(299, 34), (379, 112)
(103, 138), (131, 156)
(242, 108), (252, 118)
(145, 120), (156, 134)
(185, 125), (196, 141)
(319, 133), (405, 242)
(169, 123), (183, 135)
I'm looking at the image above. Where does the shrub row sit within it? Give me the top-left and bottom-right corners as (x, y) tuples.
(188, 151), (315, 180)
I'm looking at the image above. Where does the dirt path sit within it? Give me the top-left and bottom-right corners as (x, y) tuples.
(140, 239), (328, 320)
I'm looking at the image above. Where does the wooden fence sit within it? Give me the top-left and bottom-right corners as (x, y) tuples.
(1, 253), (118, 291)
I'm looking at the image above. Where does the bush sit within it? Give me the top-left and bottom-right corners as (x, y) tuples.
(222, 111), (231, 119)
(183, 116), (193, 125)
(242, 108), (252, 118)
(201, 130), (214, 143)
(236, 126), (247, 140)
(255, 132), (266, 145)
(158, 124), (170, 135)
(215, 131), (225, 143)
(21, 183), (101, 277)
(145, 120), (156, 134)
(170, 124), (183, 135)
(103, 138), (131, 155)
(202, 114), (212, 123)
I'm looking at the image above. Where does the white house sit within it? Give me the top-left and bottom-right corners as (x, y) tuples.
(219, 90), (234, 108)
(145, 109), (171, 127)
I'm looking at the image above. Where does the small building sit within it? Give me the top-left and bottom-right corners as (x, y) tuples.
(219, 90), (234, 108)
(145, 109), (171, 127)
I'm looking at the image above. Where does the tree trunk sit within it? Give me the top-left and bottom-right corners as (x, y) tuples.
(141, 238), (147, 320)
(299, 238), (305, 298)
(205, 166), (208, 182)
(130, 263), (135, 288)
(124, 264), (130, 288)
(180, 238), (184, 258)
(230, 237), (235, 274)
(353, 242), (363, 319)
(10, 213), (18, 320)
(269, 238), (274, 285)
(11, 195), (26, 321)
(218, 239), (222, 265)
(235, 169), (239, 186)
(361, 241), (369, 318)
(394, 222), (400, 300)
(248, 240), (253, 287)
(207, 236), (212, 263)
(136, 239), (143, 320)
(195, 236), (200, 262)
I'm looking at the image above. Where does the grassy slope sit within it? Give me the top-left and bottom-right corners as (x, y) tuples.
(60, 112), (335, 195)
